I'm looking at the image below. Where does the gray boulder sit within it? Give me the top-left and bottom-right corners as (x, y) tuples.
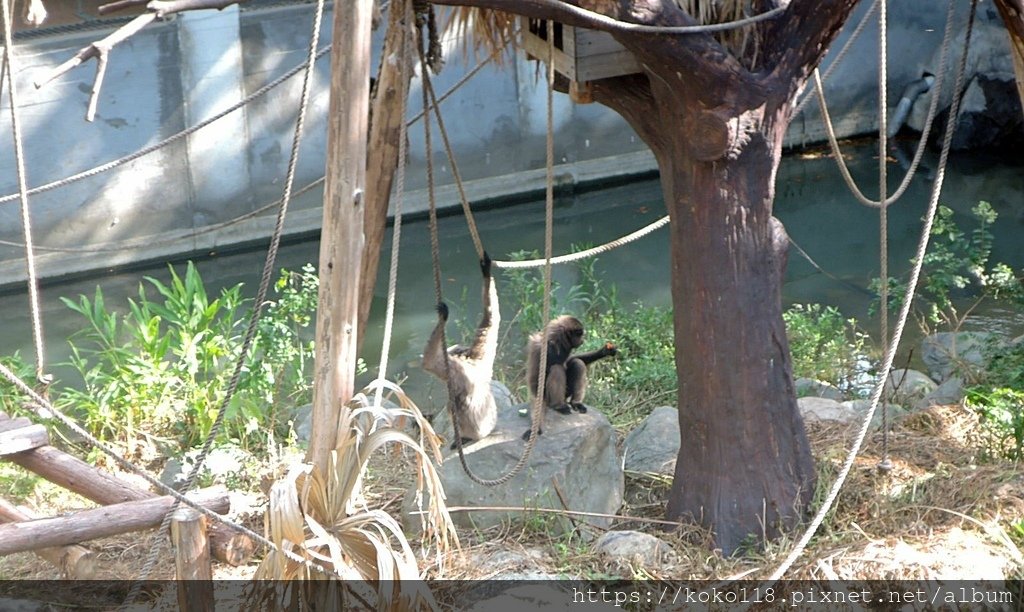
(921, 332), (995, 382)
(913, 376), (965, 410)
(909, 16), (1023, 150)
(884, 368), (938, 403)
(799, 397), (905, 428)
(795, 377), (845, 400)
(404, 401), (623, 537)
(623, 406), (679, 476)
(593, 530), (678, 569)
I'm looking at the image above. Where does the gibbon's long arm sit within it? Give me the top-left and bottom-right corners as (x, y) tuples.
(574, 342), (618, 365)
(465, 253), (499, 364)
(422, 303), (450, 380)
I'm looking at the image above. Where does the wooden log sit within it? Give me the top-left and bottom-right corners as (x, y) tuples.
(0, 497), (96, 578)
(0, 486), (229, 556)
(172, 508), (213, 612)
(0, 424), (48, 456)
(7, 445), (254, 565)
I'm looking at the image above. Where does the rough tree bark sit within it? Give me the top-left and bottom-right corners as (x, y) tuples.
(429, 0), (859, 553)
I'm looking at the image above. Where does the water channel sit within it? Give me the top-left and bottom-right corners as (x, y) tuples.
(2, 142), (1022, 413)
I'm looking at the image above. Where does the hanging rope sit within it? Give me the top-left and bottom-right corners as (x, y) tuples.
(812, 0), (957, 209)
(1, 0), (47, 386)
(129, 0), (328, 597)
(373, 2), (414, 410)
(766, 0), (977, 582)
(532, 0), (786, 35)
(877, 0), (890, 464)
(421, 20), (554, 487)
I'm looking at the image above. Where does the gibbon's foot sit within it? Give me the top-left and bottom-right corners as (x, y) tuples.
(553, 403), (574, 415)
(480, 251), (492, 277)
(571, 402), (588, 413)
(449, 437), (474, 450)
(436, 301), (449, 321)
(521, 427), (543, 441)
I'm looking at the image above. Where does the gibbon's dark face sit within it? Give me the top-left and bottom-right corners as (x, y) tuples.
(569, 325), (584, 348)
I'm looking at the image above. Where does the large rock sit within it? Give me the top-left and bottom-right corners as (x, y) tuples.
(883, 368), (938, 403)
(921, 332), (995, 382)
(799, 397), (905, 428)
(913, 376), (965, 410)
(908, 16), (1023, 150)
(795, 377), (845, 401)
(404, 401), (624, 537)
(593, 530), (677, 570)
(622, 406), (679, 476)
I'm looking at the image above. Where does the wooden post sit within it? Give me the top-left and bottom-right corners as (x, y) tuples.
(0, 497), (96, 578)
(172, 507), (214, 612)
(306, 0), (373, 472)
(0, 486), (229, 555)
(8, 445), (254, 565)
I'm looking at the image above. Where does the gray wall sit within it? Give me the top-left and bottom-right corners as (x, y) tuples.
(0, 0), (994, 287)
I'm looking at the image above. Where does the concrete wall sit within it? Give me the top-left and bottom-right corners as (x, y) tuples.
(0, 0), (992, 288)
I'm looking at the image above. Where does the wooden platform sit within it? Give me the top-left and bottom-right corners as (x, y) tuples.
(0, 412), (48, 456)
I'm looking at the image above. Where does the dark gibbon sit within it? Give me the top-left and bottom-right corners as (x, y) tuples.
(423, 253), (500, 450)
(522, 315), (618, 440)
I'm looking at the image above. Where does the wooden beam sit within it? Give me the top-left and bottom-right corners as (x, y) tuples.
(172, 508), (214, 612)
(7, 444), (254, 565)
(0, 424), (48, 456)
(0, 497), (96, 578)
(307, 0), (372, 472)
(0, 487), (229, 556)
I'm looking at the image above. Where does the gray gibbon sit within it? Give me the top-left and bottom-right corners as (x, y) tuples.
(423, 252), (500, 450)
(522, 315), (618, 440)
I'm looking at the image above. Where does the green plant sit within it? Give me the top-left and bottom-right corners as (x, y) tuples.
(0, 352), (35, 414)
(966, 341), (1024, 460)
(59, 262), (321, 455)
(872, 202), (1024, 330)
(783, 303), (873, 395)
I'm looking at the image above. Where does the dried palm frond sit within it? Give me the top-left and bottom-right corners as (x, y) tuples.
(441, 6), (518, 65)
(253, 380), (457, 610)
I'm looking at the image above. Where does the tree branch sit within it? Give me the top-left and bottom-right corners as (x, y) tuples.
(35, 0), (241, 120)
(761, 0), (860, 98)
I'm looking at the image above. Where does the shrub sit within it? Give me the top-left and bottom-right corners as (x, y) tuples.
(783, 303), (873, 395)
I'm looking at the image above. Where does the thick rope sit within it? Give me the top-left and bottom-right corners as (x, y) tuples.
(533, 0), (785, 35)
(421, 65), (484, 260)
(877, 0), (890, 456)
(766, 0), (977, 582)
(1, 0), (46, 384)
(0, 362), (345, 581)
(373, 2), (414, 410)
(130, 0), (327, 594)
(812, 0), (957, 209)
(421, 23), (550, 488)
(494, 215), (670, 269)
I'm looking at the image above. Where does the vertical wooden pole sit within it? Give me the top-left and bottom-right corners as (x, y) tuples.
(171, 507), (213, 612)
(307, 0), (373, 472)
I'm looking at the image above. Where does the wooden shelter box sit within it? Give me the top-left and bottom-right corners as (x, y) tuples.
(519, 17), (642, 102)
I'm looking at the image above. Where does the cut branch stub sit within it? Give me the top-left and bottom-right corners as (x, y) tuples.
(685, 108), (730, 162)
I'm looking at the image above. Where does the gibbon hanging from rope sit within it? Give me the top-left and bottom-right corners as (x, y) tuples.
(422, 252), (500, 449)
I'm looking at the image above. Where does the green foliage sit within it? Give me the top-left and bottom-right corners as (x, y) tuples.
(783, 303), (873, 395)
(59, 262), (320, 454)
(0, 352), (34, 414)
(966, 341), (1024, 460)
(872, 202), (1024, 328)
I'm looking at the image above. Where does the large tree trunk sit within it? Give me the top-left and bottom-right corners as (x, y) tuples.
(596, 69), (815, 554)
